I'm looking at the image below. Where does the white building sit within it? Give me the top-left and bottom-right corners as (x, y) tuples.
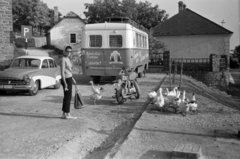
(47, 11), (86, 52)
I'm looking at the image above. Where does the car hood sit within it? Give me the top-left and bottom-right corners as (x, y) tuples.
(0, 68), (39, 79)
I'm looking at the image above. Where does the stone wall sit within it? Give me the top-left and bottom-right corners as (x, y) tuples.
(0, 0), (14, 70)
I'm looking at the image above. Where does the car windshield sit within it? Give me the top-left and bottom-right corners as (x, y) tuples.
(11, 58), (41, 68)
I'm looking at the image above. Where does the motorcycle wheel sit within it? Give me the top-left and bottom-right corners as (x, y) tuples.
(133, 80), (141, 99)
(116, 88), (126, 104)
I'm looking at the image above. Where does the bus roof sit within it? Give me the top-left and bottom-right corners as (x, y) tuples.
(84, 22), (148, 35)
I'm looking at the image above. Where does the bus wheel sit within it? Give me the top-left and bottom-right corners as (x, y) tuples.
(116, 88), (125, 104)
(92, 76), (101, 83)
(133, 81), (141, 99)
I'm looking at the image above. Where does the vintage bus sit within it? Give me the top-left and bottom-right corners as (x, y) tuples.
(81, 17), (149, 83)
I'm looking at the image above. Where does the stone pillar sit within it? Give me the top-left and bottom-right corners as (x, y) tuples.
(163, 50), (170, 71)
(210, 54), (220, 72)
(0, 0), (14, 70)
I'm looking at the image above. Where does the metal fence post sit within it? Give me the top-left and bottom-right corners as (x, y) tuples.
(179, 57), (183, 89)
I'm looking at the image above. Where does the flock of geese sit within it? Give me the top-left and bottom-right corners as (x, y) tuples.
(88, 80), (198, 115)
(148, 86), (198, 116)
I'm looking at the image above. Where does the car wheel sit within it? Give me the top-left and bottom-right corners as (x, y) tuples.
(54, 79), (61, 89)
(29, 80), (39, 96)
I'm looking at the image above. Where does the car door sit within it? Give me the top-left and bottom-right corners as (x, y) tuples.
(39, 59), (55, 88)
(48, 59), (61, 83)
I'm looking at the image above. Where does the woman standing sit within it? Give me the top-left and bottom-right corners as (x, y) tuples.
(60, 46), (77, 119)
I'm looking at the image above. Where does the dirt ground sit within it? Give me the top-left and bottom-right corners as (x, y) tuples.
(0, 73), (240, 159)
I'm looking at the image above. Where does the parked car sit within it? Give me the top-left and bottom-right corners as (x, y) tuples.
(0, 56), (61, 95)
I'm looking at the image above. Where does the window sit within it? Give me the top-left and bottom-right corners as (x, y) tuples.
(90, 35), (102, 47)
(109, 35), (122, 47)
(70, 33), (76, 43)
(136, 33), (139, 48)
(48, 59), (56, 68)
(42, 59), (49, 68)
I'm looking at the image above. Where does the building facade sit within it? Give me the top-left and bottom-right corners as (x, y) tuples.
(47, 11), (85, 52)
(0, 0), (14, 69)
(153, 1), (233, 59)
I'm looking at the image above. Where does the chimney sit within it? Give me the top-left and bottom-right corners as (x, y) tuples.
(54, 6), (58, 24)
(183, 3), (186, 10)
(178, 1), (184, 12)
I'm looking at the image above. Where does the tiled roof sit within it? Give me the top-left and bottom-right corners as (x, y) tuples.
(153, 9), (233, 36)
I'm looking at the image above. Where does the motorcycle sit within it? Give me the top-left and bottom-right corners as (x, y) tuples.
(113, 69), (141, 104)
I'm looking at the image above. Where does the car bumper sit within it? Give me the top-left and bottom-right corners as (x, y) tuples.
(0, 85), (32, 91)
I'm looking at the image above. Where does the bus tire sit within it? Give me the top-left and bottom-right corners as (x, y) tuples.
(92, 76), (101, 83)
(133, 81), (141, 99)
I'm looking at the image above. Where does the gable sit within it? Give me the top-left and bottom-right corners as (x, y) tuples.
(153, 9), (233, 36)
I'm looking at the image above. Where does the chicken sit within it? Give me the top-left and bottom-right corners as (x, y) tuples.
(156, 87), (165, 111)
(89, 81), (104, 105)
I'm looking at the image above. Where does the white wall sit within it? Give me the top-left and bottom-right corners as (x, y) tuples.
(157, 34), (231, 58)
(50, 18), (85, 51)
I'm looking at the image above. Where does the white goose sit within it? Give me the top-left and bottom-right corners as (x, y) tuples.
(173, 89), (182, 106)
(156, 87), (165, 111)
(148, 91), (157, 100)
(89, 81), (104, 105)
(187, 93), (198, 111)
(178, 90), (189, 116)
(165, 87), (178, 97)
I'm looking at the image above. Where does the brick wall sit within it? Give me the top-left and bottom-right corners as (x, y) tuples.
(0, 0), (14, 70)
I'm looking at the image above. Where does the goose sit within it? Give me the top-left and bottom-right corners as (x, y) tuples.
(90, 93), (103, 105)
(165, 87), (177, 97)
(89, 81), (103, 95)
(178, 90), (189, 116)
(89, 81), (104, 105)
(187, 93), (198, 112)
(156, 88), (165, 111)
(172, 89), (182, 106)
(148, 91), (157, 104)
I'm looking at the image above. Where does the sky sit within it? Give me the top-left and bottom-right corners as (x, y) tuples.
(42, 0), (239, 50)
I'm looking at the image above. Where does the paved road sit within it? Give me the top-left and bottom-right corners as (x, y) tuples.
(0, 74), (153, 159)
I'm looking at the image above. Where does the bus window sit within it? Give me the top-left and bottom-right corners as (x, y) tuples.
(136, 33), (139, 48)
(90, 35), (102, 47)
(133, 32), (136, 47)
(109, 35), (122, 47)
(140, 35), (143, 48)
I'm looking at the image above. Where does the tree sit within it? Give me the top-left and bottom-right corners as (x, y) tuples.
(13, 0), (61, 35)
(84, 0), (168, 29)
(234, 45), (240, 58)
(84, 0), (167, 53)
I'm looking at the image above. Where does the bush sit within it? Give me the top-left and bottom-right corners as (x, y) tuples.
(15, 38), (35, 48)
(230, 58), (240, 68)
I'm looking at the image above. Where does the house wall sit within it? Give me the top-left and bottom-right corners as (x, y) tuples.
(0, 0), (14, 70)
(50, 18), (85, 51)
(157, 34), (231, 58)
